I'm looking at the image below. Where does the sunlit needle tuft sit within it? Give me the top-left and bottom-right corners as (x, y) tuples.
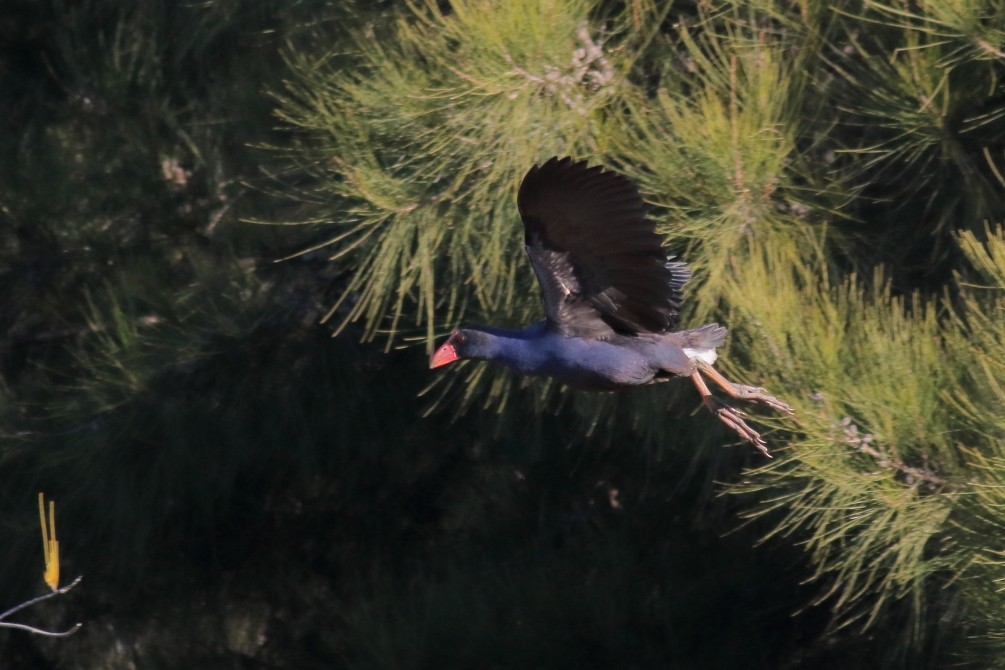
(38, 493), (59, 592)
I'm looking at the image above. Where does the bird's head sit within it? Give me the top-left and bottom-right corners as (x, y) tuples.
(429, 329), (488, 368)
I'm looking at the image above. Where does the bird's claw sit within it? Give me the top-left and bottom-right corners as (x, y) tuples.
(707, 398), (772, 458)
(759, 395), (794, 417)
(731, 384), (794, 417)
(691, 367), (789, 456)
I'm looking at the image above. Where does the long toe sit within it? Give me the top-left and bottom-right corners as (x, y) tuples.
(715, 403), (772, 458)
(756, 393), (794, 416)
(734, 385), (794, 416)
(693, 370), (775, 456)
(696, 365), (795, 418)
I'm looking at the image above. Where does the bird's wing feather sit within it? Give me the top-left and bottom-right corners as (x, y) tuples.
(518, 157), (689, 338)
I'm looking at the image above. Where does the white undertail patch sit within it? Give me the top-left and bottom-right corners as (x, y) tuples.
(683, 347), (718, 366)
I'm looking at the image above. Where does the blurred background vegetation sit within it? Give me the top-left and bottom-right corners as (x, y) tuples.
(1, 0), (1004, 667)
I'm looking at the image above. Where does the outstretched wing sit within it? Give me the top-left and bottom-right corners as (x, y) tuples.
(517, 156), (689, 338)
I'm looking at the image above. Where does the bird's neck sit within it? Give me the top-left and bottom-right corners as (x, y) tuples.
(463, 323), (549, 372)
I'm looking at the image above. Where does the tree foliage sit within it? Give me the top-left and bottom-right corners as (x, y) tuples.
(275, 0), (1005, 664)
(2, 0), (1005, 668)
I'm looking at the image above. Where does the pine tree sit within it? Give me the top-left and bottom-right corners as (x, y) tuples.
(3, 0), (1004, 667)
(276, 0), (1005, 665)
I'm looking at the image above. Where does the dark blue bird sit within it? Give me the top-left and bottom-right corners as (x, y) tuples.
(430, 157), (792, 455)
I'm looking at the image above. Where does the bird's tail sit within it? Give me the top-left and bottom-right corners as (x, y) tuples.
(680, 323), (727, 349)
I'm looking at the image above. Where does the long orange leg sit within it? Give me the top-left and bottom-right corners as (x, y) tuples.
(696, 362), (794, 416)
(690, 370), (772, 458)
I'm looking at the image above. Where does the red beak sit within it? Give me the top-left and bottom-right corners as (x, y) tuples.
(430, 341), (460, 369)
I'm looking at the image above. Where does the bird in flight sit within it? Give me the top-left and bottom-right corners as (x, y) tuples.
(430, 157), (792, 455)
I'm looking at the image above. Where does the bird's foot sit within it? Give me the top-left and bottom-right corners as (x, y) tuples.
(704, 397), (772, 458)
(690, 369), (778, 457)
(694, 363), (794, 417)
(729, 384), (795, 416)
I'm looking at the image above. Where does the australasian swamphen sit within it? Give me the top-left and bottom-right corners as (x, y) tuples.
(430, 157), (792, 456)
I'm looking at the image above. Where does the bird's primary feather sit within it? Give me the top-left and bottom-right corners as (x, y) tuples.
(517, 157), (689, 338)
